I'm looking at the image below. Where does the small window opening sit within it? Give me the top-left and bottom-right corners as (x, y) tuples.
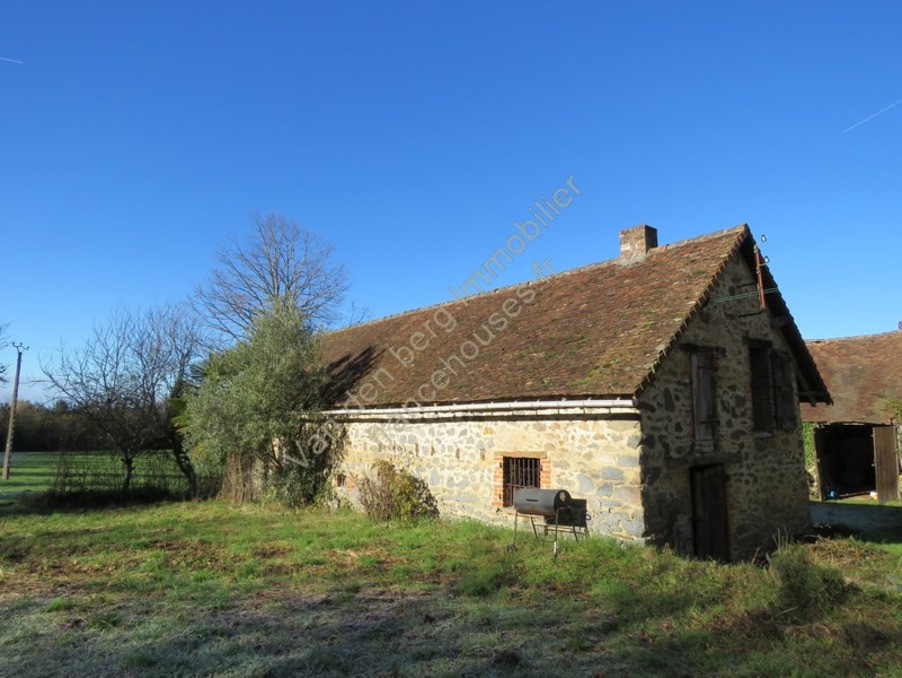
(503, 457), (540, 506)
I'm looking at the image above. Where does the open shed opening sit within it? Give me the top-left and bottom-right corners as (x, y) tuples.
(815, 423), (876, 497)
(815, 423), (876, 498)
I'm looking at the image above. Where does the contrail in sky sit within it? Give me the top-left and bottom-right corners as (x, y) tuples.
(843, 98), (902, 133)
(0, 56), (25, 64)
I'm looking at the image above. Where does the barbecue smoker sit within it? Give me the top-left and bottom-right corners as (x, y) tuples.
(511, 488), (590, 557)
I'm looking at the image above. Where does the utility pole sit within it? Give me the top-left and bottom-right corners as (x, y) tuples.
(3, 342), (28, 480)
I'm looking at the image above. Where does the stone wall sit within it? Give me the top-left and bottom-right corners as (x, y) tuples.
(639, 254), (811, 560)
(332, 408), (645, 540)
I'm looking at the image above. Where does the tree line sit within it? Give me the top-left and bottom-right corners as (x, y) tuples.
(0, 400), (82, 452)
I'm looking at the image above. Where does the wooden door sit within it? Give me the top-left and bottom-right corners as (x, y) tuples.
(873, 426), (900, 502)
(691, 464), (730, 562)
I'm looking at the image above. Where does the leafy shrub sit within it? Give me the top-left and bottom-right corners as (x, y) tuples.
(357, 460), (438, 521)
(267, 463), (331, 508)
(768, 543), (848, 621)
(265, 421), (347, 508)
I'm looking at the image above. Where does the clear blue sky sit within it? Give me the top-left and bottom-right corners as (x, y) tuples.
(2, 2), (901, 403)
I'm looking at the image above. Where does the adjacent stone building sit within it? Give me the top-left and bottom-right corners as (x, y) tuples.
(802, 333), (901, 502)
(320, 225), (831, 560)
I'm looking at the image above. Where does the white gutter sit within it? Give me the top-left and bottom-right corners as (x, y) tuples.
(323, 398), (639, 419)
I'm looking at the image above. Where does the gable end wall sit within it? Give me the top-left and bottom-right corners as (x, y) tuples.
(638, 255), (810, 560)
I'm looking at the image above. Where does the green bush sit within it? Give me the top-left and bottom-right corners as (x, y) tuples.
(267, 462), (331, 508)
(357, 460), (438, 521)
(801, 422), (819, 497)
(768, 543), (848, 621)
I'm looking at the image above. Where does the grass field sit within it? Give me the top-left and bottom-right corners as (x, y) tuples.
(0, 451), (59, 499)
(0, 457), (900, 676)
(0, 450), (203, 505)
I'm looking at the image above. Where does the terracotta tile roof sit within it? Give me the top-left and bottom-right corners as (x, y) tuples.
(801, 332), (902, 423)
(321, 224), (829, 409)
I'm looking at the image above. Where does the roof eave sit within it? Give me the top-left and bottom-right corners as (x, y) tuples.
(739, 237), (832, 405)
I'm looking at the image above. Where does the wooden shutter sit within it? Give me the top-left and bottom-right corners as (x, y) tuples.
(772, 352), (796, 431)
(749, 344), (774, 433)
(691, 352), (716, 442)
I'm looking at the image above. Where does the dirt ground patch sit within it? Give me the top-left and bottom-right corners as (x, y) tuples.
(810, 501), (902, 541)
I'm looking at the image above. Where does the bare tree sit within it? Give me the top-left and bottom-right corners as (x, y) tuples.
(43, 304), (202, 494)
(195, 211), (349, 343)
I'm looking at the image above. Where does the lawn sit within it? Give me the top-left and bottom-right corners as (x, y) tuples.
(0, 464), (899, 676)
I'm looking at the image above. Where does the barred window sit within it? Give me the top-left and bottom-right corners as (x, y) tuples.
(503, 457), (541, 506)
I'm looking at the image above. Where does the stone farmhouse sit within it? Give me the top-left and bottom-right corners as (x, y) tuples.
(802, 332), (901, 502)
(319, 224), (831, 561)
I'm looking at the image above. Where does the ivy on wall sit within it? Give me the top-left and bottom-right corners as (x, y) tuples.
(801, 422), (819, 498)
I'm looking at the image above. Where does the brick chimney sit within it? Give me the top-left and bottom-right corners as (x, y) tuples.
(619, 225), (658, 260)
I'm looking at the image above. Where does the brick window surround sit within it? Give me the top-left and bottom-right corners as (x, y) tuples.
(492, 452), (551, 507)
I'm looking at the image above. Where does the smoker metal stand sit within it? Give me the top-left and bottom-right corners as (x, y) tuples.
(541, 511), (590, 542)
(513, 506), (587, 558)
(510, 488), (590, 558)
